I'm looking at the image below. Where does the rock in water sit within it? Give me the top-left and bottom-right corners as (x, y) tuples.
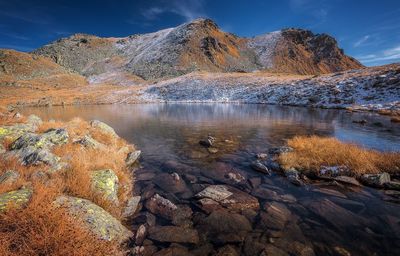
(54, 195), (133, 242)
(196, 185), (259, 210)
(250, 160), (271, 174)
(199, 135), (216, 147)
(284, 168), (304, 186)
(145, 193), (178, 219)
(91, 169), (119, 204)
(148, 226), (199, 244)
(122, 196), (141, 218)
(0, 187), (33, 212)
(126, 150), (141, 166)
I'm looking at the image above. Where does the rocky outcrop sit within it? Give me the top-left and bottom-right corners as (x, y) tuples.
(91, 169), (119, 204)
(0, 187), (32, 212)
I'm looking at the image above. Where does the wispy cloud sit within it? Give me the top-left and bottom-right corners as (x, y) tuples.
(357, 45), (400, 64)
(289, 0), (330, 25)
(354, 35), (370, 47)
(140, 0), (207, 22)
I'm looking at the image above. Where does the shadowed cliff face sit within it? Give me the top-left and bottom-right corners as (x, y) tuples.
(31, 18), (363, 81)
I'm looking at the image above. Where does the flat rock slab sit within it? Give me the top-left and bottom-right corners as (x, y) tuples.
(196, 185), (259, 210)
(259, 202), (292, 230)
(148, 226), (199, 244)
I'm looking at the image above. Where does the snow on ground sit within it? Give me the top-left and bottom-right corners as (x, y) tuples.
(247, 31), (282, 68)
(137, 65), (400, 113)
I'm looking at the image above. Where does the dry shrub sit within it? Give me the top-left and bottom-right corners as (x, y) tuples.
(0, 157), (37, 194)
(279, 136), (400, 175)
(0, 182), (122, 256)
(37, 120), (65, 133)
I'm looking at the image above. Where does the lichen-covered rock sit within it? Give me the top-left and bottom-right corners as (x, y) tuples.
(54, 195), (133, 242)
(126, 150), (141, 166)
(0, 124), (36, 141)
(91, 169), (119, 204)
(73, 135), (104, 148)
(41, 128), (69, 145)
(0, 170), (20, 185)
(90, 120), (117, 137)
(0, 188), (32, 212)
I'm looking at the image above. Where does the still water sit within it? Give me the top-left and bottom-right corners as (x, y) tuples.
(23, 104), (400, 255)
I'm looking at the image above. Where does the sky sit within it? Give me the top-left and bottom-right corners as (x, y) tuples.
(0, 0), (399, 66)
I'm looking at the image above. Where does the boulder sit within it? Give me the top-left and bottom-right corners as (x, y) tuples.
(195, 185), (259, 210)
(54, 195), (132, 242)
(0, 170), (20, 185)
(41, 128), (69, 145)
(91, 169), (119, 204)
(360, 172), (390, 188)
(90, 120), (117, 137)
(0, 187), (32, 212)
(319, 165), (350, 177)
(385, 181), (400, 191)
(148, 226), (199, 244)
(250, 160), (271, 175)
(126, 150), (141, 166)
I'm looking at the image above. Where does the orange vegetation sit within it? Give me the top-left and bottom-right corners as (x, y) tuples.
(0, 115), (135, 255)
(278, 136), (400, 175)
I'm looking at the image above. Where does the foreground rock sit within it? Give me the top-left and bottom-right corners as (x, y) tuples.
(0, 187), (33, 212)
(360, 172), (391, 188)
(90, 120), (118, 137)
(54, 195), (133, 242)
(250, 160), (271, 174)
(148, 226), (199, 244)
(196, 185), (259, 211)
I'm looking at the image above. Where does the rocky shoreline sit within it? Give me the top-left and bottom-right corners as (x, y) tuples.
(1, 108), (400, 255)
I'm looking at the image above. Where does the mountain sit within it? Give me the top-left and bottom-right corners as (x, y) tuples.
(0, 49), (87, 88)
(33, 19), (362, 82)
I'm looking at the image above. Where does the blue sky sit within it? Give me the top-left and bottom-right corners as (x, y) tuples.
(0, 0), (399, 66)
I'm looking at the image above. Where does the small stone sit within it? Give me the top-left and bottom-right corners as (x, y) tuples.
(145, 194), (177, 220)
(268, 146), (293, 155)
(250, 160), (271, 174)
(199, 135), (215, 147)
(285, 168), (304, 186)
(0, 170), (20, 185)
(126, 150), (141, 166)
(208, 147), (219, 154)
(135, 224), (147, 245)
(256, 153), (268, 159)
(122, 196), (141, 218)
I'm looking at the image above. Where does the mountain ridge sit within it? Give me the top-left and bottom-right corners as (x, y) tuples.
(32, 18), (363, 81)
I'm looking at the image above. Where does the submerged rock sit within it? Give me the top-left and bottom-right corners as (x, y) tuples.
(148, 226), (199, 244)
(54, 195), (132, 242)
(91, 169), (119, 204)
(0, 170), (20, 185)
(360, 172), (390, 188)
(250, 160), (271, 175)
(259, 202), (292, 230)
(145, 193), (178, 219)
(0, 187), (33, 212)
(195, 185), (259, 210)
(334, 176), (361, 186)
(153, 172), (188, 194)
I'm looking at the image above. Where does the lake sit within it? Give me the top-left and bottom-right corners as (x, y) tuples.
(22, 104), (400, 255)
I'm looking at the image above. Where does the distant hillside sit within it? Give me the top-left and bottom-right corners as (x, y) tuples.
(33, 19), (363, 81)
(0, 49), (87, 88)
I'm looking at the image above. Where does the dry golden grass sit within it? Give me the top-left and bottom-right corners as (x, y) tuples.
(279, 136), (400, 175)
(0, 182), (123, 256)
(0, 115), (135, 255)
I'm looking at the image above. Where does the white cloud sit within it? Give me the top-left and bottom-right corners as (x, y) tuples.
(357, 45), (400, 64)
(354, 35), (370, 47)
(140, 0), (206, 22)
